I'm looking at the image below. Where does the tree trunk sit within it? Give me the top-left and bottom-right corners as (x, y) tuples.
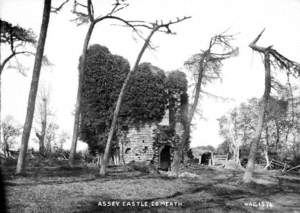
(69, 22), (95, 166)
(16, 0), (51, 174)
(0, 42), (3, 157)
(275, 121), (280, 151)
(284, 121), (291, 145)
(171, 132), (186, 175)
(99, 28), (158, 176)
(45, 137), (52, 153)
(234, 145), (240, 164)
(171, 54), (205, 175)
(0, 76), (2, 154)
(264, 149), (270, 169)
(39, 122), (46, 154)
(171, 55), (205, 175)
(264, 126), (270, 169)
(187, 55), (205, 125)
(3, 140), (9, 158)
(121, 139), (125, 165)
(243, 52), (271, 183)
(38, 98), (47, 154)
(171, 93), (189, 175)
(36, 133), (45, 154)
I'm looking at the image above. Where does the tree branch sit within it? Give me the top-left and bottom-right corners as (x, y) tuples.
(250, 29), (300, 77)
(51, 0), (70, 13)
(249, 28), (265, 52)
(154, 16), (191, 34)
(0, 51), (34, 75)
(107, 0), (129, 16)
(87, 0), (94, 22)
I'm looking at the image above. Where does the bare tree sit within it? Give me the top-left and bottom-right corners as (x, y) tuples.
(34, 87), (52, 155)
(228, 119), (242, 164)
(16, 0), (52, 174)
(45, 122), (59, 153)
(69, 0), (151, 166)
(171, 33), (238, 175)
(100, 16), (191, 176)
(2, 116), (21, 158)
(243, 29), (300, 183)
(16, 0), (68, 174)
(185, 33), (238, 125)
(218, 112), (243, 164)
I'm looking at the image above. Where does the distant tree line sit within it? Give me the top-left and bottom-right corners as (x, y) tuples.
(217, 95), (300, 168)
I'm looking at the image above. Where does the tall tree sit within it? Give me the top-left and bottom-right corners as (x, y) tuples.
(218, 111), (243, 164)
(16, 0), (52, 174)
(171, 33), (238, 175)
(0, 19), (36, 156)
(34, 87), (52, 155)
(69, 0), (146, 166)
(243, 29), (300, 183)
(100, 16), (191, 176)
(15, 0), (69, 174)
(184, 33), (238, 125)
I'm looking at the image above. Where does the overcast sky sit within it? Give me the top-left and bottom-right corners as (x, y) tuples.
(1, 0), (300, 150)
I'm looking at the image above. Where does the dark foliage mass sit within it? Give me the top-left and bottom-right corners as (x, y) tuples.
(166, 70), (188, 125)
(80, 45), (171, 153)
(166, 71), (188, 99)
(0, 19), (38, 74)
(120, 62), (168, 126)
(80, 44), (130, 153)
(0, 19), (36, 44)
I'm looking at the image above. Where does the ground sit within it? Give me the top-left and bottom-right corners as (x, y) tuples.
(2, 161), (300, 213)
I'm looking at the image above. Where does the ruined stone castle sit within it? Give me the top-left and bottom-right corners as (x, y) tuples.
(117, 110), (185, 171)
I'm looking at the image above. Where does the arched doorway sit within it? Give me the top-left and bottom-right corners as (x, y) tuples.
(159, 145), (171, 171)
(201, 152), (212, 165)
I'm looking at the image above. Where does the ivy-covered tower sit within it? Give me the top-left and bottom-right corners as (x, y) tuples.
(79, 44), (189, 170)
(118, 70), (189, 171)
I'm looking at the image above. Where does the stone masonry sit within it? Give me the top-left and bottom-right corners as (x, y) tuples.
(118, 111), (184, 169)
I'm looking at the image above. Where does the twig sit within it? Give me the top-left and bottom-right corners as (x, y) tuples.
(51, 0), (70, 13)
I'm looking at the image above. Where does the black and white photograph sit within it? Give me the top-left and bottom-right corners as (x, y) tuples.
(0, 0), (300, 212)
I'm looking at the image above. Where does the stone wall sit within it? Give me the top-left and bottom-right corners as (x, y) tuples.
(118, 111), (185, 168)
(119, 124), (156, 164)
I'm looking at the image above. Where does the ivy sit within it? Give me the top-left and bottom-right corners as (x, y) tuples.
(120, 62), (168, 127)
(80, 44), (130, 153)
(80, 45), (170, 153)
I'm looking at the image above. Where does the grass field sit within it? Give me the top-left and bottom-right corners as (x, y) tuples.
(3, 162), (300, 213)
